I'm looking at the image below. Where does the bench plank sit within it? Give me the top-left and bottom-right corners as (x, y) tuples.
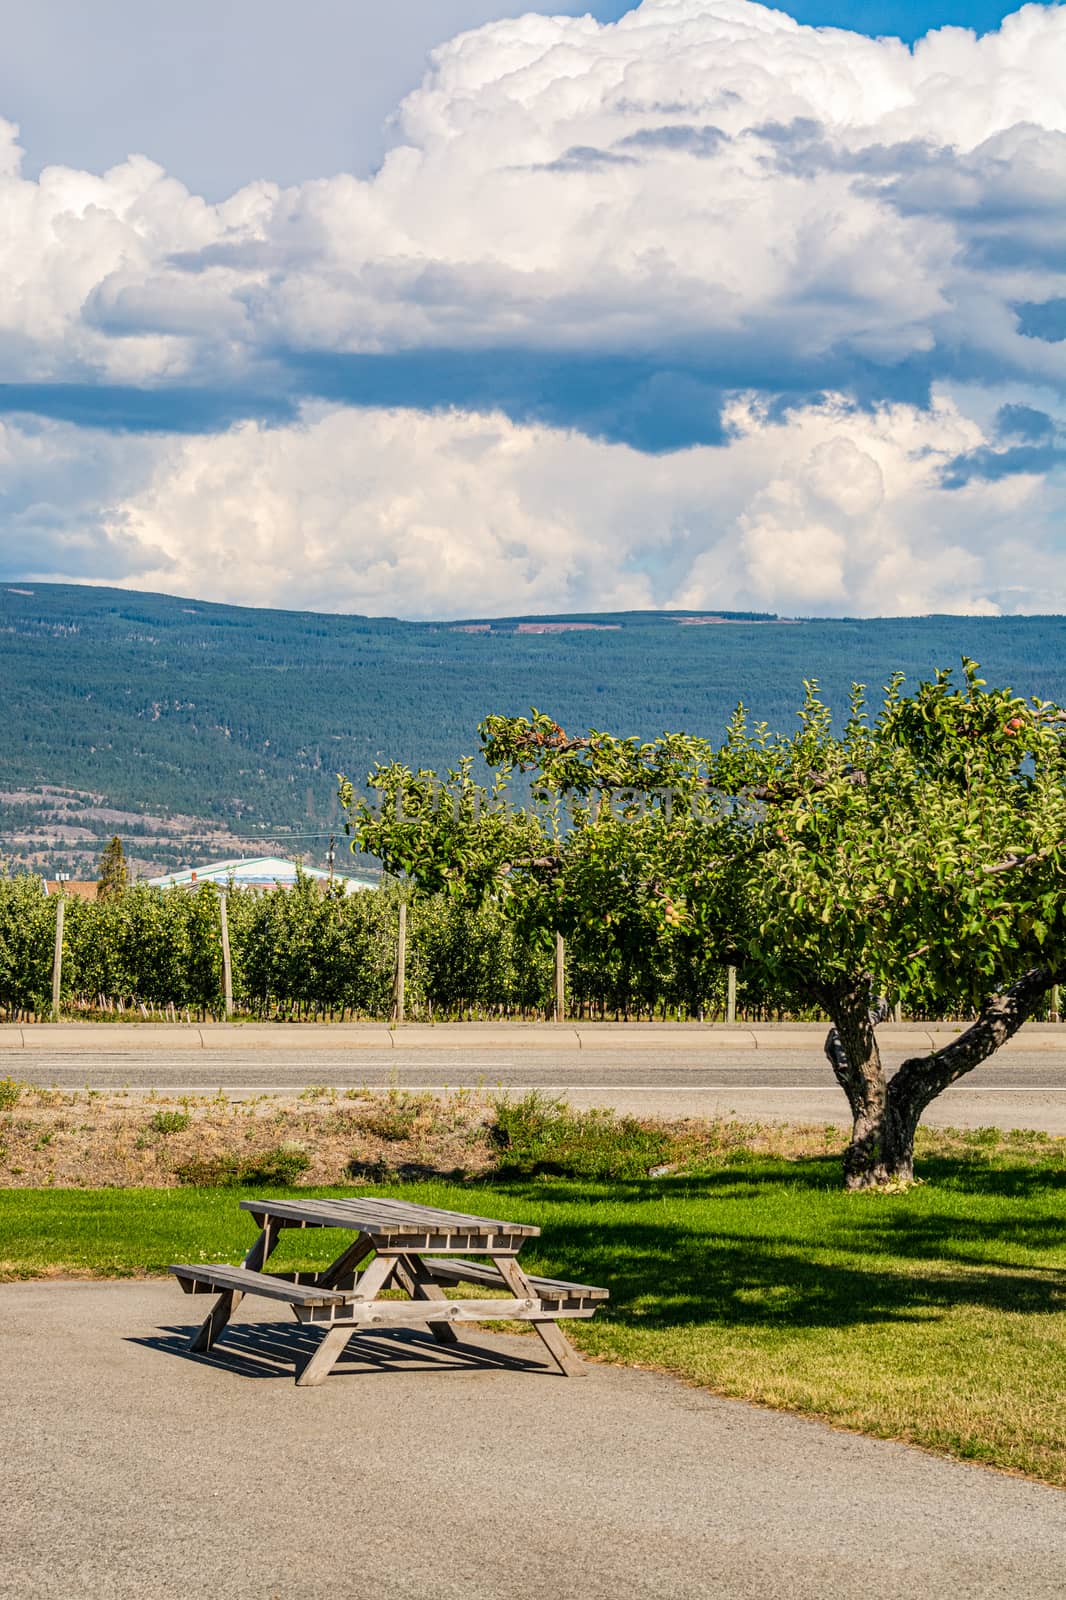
(170, 1264), (351, 1308)
(425, 1257), (609, 1301)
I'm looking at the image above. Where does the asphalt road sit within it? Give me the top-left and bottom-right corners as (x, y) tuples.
(3, 1281), (1064, 1600)
(14, 1046), (1066, 1130)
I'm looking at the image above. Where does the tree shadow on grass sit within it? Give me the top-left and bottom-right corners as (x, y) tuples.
(477, 1159), (1066, 1335)
(920, 1157), (1066, 1198)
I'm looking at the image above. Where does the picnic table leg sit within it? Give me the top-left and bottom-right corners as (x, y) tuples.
(316, 1234), (375, 1290)
(189, 1215), (278, 1354)
(394, 1253), (460, 1347)
(294, 1324), (356, 1388)
(494, 1257), (586, 1377)
(188, 1288), (239, 1355)
(295, 1253), (398, 1387)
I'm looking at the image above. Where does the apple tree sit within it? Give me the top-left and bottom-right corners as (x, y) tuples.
(341, 663), (1066, 1189)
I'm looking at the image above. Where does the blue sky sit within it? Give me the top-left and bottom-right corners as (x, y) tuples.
(0, 0), (1063, 618)
(750, 1), (1032, 36)
(0, 2), (1033, 194)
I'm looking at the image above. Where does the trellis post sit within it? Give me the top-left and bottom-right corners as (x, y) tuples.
(392, 902), (407, 1023)
(51, 895), (65, 1021)
(219, 892), (233, 1019)
(726, 965), (737, 1025)
(554, 932), (565, 1022)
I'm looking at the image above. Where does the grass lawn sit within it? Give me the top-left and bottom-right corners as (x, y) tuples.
(2, 1143), (1065, 1486)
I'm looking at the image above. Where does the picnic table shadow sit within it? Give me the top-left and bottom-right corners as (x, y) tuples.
(130, 1321), (550, 1383)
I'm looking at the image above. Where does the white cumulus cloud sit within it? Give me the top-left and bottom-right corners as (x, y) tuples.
(0, 1), (1063, 396)
(5, 392), (1063, 617)
(0, 2), (1065, 618)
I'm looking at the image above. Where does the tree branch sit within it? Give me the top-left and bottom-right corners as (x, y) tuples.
(750, 768), (868, 803)
(982, 844), (1062, 876)
(509, 728), (595, 757)
(888, 963), (1062, 1119)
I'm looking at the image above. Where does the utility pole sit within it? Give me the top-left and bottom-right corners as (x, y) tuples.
(327, 835), (336, 884)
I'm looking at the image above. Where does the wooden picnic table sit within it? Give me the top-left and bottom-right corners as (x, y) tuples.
(170, 1195), (608, 1386)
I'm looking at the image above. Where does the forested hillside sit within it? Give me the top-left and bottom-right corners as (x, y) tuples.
(3, 582), (1065, 875)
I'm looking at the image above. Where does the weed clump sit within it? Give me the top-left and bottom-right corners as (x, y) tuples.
(0, 1078), (22, 1109)
(491, 1093), (673, 1180)
(148, 1109), (190, 1135)
(174, 1143), (311, 1187)
(356, 1091), (432, 1142)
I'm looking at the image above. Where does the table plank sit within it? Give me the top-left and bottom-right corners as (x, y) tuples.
(238, 1196), (539, 1237)
(304, 1196), (541, 1233)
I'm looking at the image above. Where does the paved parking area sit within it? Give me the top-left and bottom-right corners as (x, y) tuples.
(2, 1280), (1063, 1599)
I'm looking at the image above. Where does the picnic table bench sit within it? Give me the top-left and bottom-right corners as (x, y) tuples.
(170, 1196), (608, 1386)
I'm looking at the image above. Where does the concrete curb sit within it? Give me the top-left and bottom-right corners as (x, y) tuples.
(2, 1022), (1065, 1051)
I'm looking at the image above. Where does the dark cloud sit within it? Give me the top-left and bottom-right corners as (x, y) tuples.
(963, 232), (1066, 272)
(539, 145), (639, 172)
(943, 439), (1066, 486)
(0, 340), (943, 451)
(282, 349), (727, 452)
(616, 124), (728, 156)
(995, 404), (1056, 442)
(0, 384), (296, 434)
(760, 124), (945, 180)
(1015, 298), (1066, 342)
(539, 124), (729, 171)
(751, 116), (823, 146)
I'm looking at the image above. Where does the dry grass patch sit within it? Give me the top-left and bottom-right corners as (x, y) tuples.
(0, 1080), (1060, 1190)
(0, 1084), (496, 1188)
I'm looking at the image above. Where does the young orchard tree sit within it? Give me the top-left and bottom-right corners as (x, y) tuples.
(338, 758), (558, 931)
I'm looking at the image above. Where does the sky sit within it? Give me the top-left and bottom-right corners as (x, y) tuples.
(0, 0), (1063, 618)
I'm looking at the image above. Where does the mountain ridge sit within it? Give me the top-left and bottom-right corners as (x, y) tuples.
(3, 582), (1065, 877)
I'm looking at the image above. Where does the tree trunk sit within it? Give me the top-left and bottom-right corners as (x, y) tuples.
(826, 964), (1061, 1190)
(822, 980), (903, 1189)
